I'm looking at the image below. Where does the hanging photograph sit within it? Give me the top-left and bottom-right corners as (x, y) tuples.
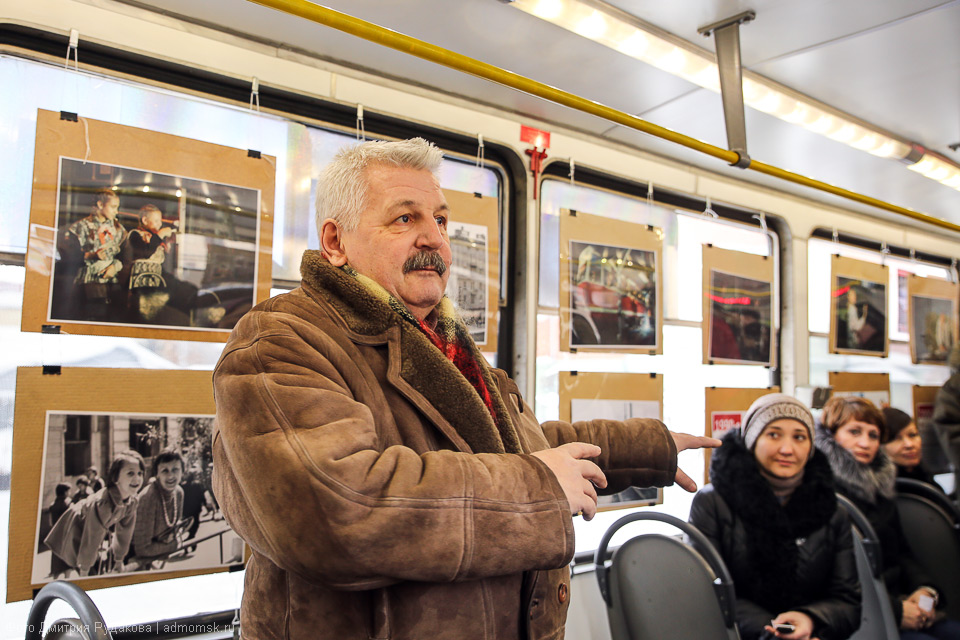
(22, 109), (275, 342)
(559, 209), (662, 353)
(828, 371), (891, 408)
(8, 368), (244, 602)
(443, 189), (500, 349)
(907, 274), (959, 365)
(559, 372), (663, 508)
(703, 387), (780, 483)
(829, 256), (889, 357)
(702, 245), (775, 366)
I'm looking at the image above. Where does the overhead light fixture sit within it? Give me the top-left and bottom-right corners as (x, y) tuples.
(507, 0), (960, 190)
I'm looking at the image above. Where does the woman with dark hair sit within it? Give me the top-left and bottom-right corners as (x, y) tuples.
(44, 450), (144, 577)
(817, 396), (960, 639)
(690, 394), (860, 640)
(883, 407), (941, 488)
(132, 448), (184, 569)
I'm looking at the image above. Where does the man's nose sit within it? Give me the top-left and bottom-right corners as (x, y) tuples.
(415, 218), (444, 248)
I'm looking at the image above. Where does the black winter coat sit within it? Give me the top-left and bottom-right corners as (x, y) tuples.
(689, 432), (861, 640)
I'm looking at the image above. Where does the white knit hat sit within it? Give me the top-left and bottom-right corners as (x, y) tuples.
(741, 393), (815, 458)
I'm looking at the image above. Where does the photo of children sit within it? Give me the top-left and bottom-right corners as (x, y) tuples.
(447, 221), (489, 345)
(832, 275), (887, 354)
(32, 412), (238, 585)
(568, 240), (657, 348)
(707, 269), (773, 365)
(48, 157), (260, 332)
(911, 295), (956, 364)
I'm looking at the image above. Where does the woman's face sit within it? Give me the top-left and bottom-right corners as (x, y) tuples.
(884, 422), (922, 469)
(753, 418), (811, 478)
(834, 419), (882, 464)
(156, 460), (183, 494)
(116, 461), (144, 500)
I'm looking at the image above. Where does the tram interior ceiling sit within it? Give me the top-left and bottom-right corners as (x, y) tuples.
(1, 0), (960, 639)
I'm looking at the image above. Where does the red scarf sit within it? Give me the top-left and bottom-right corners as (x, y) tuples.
(418, 319), (498, 425)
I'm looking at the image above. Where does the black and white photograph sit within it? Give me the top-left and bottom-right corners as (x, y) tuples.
(707, 269), (773, 365)
(447, 220), (489, 345)
(47, 158), (260, 332)
(911, 295), (956, 364)
(568, 240), (657, 348)
(832, 275), (887, 355)
(31, 411), (242, 585)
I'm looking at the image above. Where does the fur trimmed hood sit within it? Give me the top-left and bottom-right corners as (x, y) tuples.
(299, 250), (522, 454)
(815, 425), (896, 505)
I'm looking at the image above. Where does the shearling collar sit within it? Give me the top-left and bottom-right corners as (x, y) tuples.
(299, 250), (521, 454)
(815, 426), (896, 504)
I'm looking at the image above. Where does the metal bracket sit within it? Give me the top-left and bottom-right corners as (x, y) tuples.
(699, 11), (755, 169)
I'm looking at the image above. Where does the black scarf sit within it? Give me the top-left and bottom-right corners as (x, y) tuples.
(710, 431), (838, 611)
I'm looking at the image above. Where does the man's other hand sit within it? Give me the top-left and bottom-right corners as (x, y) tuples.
(671, 432), (722, 492)
(532, 443), (607, 521)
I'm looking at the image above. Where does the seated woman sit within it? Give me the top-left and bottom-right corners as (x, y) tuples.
(817, 396), (960, 639)
(883, 406), (943, 489)
(132, 448), (185, 569)
(44, 450), (144, 577)
(690, 394), (860, 640)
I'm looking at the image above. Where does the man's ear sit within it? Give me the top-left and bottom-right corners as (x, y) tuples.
(319, 218), (348, 266)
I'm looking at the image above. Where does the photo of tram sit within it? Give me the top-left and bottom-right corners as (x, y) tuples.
(2, 1), (960, 639)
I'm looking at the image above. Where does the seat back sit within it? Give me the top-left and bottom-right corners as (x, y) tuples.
(595, 512), (739, 640)
(895, 478), (960, 620)
(836, 494), (899, 640)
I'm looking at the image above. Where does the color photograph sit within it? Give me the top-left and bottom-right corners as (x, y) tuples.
(832, 275), (887, 355)
(568, 240), (657, 348)
(48, 158), (259, 331)
(911, 295), (956, 364)
(707, 269), (773, 365)
(31, 411), (241, 585)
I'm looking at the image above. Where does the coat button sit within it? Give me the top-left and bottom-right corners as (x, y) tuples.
(558, 583), (568, 604)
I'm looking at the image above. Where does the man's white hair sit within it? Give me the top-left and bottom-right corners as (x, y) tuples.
(315, 137), (444, 234)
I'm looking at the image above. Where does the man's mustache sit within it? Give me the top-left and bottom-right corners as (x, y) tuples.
(403, 251), (447, 276)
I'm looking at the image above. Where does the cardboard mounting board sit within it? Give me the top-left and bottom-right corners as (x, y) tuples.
(702, 245), (776, 367)
(444, 189), (500, 349)
(22, 109), (275, 342)
(829, 255), (889, 357)
(558, 371), (663, 509)
(907, 275), (959, 365)
(703, 386), (780, 484)
(558, 209), (662, 353)
(828, 371), (891, 407)
(8, 367), (245, 603)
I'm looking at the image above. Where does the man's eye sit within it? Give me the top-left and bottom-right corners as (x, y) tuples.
(435, 216), (447, 227)
(397, 214), (411, 223)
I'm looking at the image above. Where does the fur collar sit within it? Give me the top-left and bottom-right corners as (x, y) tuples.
(709, 431), (837, 611)
(299, 250), (521, 454)
(814, 426), (896, 504)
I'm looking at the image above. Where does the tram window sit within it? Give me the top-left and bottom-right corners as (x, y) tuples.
(537, 179), (775, 553)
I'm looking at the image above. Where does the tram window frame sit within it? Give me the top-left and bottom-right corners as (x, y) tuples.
(535, 176), (778, 553)
(806, 236), (953, 409)
(0, 50), (513, 635)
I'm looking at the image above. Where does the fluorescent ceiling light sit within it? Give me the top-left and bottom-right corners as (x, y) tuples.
(509, 0), (959, 191)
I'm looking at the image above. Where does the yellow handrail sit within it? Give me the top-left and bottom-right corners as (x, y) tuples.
(247, 0), (960, 234)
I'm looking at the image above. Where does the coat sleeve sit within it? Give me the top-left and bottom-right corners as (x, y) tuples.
(212, 312), (575, 591)
(688, 489), (772, 640)
(76, 497), (109, 573)
(133, 487), (163, 558)
(796, 509), (862, 640)
(112, 499), (137, 562)
(539, 419), (677, 493)
(933, 376), (960, 468)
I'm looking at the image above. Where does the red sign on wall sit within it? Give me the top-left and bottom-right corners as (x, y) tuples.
(520, 125), (551, 149)
(711, 411), (744, 438)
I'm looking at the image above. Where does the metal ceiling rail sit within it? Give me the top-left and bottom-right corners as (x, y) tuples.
(247, 0), (960, 234)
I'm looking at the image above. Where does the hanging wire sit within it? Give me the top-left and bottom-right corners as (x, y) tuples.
(356, 104), (366, 141)
(752, 211), (768, 232)
(249, 77), (260, 112)
(569, 158), (575, 185)
(951, 258), (958, 284)
(647, 180), (654, 208)
(880, 241), (890, 266)
(64, 28), (79, 71)
(703, 196), (718, 218)
(475, 133), (485, 168)
(832, 228), (840, 244)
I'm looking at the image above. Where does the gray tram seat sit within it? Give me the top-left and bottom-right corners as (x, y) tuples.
(836, 494), (899, 640)
(594, 512), (739, 640)
(25, 580), (111, 640)
(895, 477), (960, 620)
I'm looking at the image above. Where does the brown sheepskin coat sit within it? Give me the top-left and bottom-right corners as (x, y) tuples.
(212, 251), (678, 639)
